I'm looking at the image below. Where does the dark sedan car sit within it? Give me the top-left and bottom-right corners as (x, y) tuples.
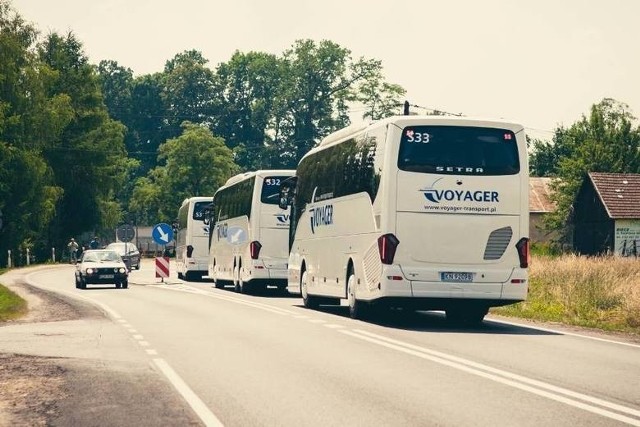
(75, 249), (129, 289)
(105, 242), (141, 270)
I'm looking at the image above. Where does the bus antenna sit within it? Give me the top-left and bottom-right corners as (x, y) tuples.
(403, 101), (410, 116)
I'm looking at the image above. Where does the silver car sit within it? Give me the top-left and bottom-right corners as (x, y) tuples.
(105, 242), (141, 270)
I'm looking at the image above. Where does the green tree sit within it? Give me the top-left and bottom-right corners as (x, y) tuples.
(129, 122), (238, 223)
(271, 39), (403, 167)
(129, 73), (167, 174)
(162, 50), (217, 138)
(38, 32), (132, 242)
(356, 71), (406, 121)
(0, 1), (68, 261)
(538, 99), (640, 241)
(211, 51), (281, 170)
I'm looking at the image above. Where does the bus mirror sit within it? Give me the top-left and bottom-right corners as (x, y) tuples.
(202, 203), (215, 225)
(279, 188), (291, 210)
(278, 177), (298, 210)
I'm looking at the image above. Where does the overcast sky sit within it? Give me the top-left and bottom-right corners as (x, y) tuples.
(10, 0), (640, 140)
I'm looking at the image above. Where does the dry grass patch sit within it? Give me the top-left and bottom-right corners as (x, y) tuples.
(493, 255), (640, 333)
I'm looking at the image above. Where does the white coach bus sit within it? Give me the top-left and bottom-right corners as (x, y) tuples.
(208, 170), (295, 293)
(176, 196), (212, 281)
(279, 115), (530, 323)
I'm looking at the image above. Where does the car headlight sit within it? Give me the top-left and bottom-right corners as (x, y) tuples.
(118, 267), (126, 273)
(86, 268), (95, 274)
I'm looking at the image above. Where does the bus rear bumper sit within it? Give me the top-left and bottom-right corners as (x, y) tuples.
(369, 274), (527, 307)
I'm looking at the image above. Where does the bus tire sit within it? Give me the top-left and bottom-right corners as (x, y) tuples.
(213, 278), (224, 289)
(446, 306), (487, 326)
(347, 268), (367, 319)
(233, 265), (241, 293)
(301, 271), (319, 309)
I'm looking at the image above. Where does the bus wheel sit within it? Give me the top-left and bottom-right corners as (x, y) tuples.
(239, 273), (251, 295)
(446, 306), (487, 326)
(301, 271), (319, 309)
(213, 278), (224, 289)
(178, 272), (184, 280)
(233, 266), (241, 293)
(347, 270), (367, 319)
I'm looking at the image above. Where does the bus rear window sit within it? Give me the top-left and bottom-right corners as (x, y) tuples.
(398, 126), (520, 175)
(261, 176), (288, 204)
(192, 201), (211, 221)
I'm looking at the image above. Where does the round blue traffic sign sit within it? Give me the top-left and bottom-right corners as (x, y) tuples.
(152, 223), (174, 245)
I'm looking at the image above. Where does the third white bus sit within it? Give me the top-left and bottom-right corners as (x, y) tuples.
(176, 196), (212, 281)
(208, 170), (295, 293)
(280, 115), (529, 323)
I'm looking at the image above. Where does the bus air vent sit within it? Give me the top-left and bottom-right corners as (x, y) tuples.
(363, 243), (383, 291)
(483, 227), (513, 260)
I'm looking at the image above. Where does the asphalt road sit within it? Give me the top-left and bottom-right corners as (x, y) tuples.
(5, 260), (640, 426)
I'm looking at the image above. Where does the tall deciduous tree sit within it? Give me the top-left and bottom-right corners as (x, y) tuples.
(533, 99), (640, 240)
(0, 2), (65, 260)
(271, 39), (402, 168)
(162, 50), (217, 139)
(38, 32), (132, 242)
(212, 51), (281, 170)
(129, 122), (238, 223)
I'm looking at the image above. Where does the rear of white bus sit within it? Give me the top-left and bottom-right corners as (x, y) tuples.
(377, 118), (529, 320)
(182, 200), (211, 281)
(247, 173), (293, 289)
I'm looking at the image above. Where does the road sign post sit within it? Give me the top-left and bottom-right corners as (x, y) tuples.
(152, 223), (174, 282)
(117, 224), (135, 243)
(152, 223), (174, 246)
(155, 256), (170, 282)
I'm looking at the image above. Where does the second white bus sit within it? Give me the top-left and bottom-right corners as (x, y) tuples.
(208, 170), (295, 293)
(280, 115), (529, 323)
(176, 196), (212, 281)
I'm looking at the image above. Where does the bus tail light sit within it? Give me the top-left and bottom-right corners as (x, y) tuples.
(516, 238), (530, 268)
(186, 245), (194, 258)
(250, 241), (262, 260)
(378, 234), (400, 265)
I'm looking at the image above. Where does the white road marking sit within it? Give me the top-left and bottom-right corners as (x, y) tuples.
(323, 324), (345, 329)
(342, 329), (640, 426)
(25, 272), (222, 426)
(26, 273), (123, 319)
(138, 341), (150, 347)
(146, 349), (158, 356)
(133, 334), (144, 340)
(127, 328), (137, 333)
(487, 317), (640, 349)
(154, 284), (297, 316)
(153, 358), (224, 427)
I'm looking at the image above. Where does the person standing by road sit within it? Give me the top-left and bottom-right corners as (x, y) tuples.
(67, 238), (79, 264)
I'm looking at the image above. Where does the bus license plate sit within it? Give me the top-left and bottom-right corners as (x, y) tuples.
(99, 274), (114, 279)
(441, 272), (473, 282)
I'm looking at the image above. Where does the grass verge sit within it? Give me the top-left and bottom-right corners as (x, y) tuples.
(492, 254), (640, 334)
(0, 283), (28, 321)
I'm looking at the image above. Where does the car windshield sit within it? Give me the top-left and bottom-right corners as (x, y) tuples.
(107, 243), (136, 255)
(84, 251), (121, 263)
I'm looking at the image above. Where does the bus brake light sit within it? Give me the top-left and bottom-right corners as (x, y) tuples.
(378, 234), (400, 265)
(250, 241), (262, 260)
(516, 238), (530, 268)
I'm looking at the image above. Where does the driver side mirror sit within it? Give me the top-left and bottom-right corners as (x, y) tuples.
(202, 203), (215, 225)
(278, 177), (298, 210)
